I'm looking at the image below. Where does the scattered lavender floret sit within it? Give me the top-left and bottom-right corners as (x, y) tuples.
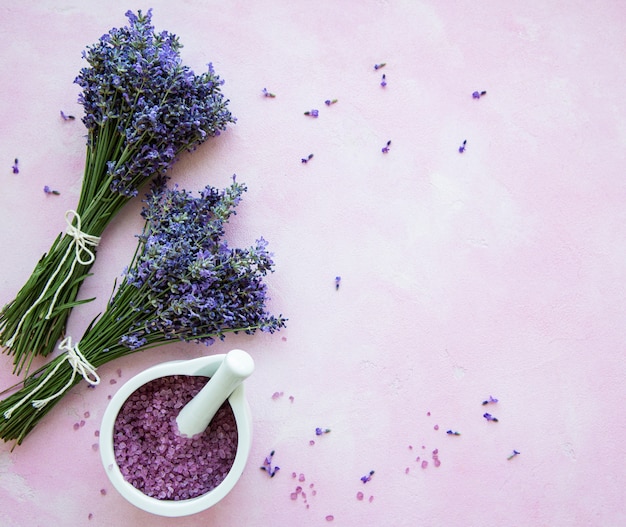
(301, 153), (314, 164)
(335, 276), (341, 290)
(380, 74), (387, 88)
(262, 88), (276, 98)
(43, 186), (61, 196)
(382, 140), (391, 153)
(472, 90), (487, 99)
(482, 395), (498, 405)
(315, 427), (331, 436)
(507, 449), (521, 460)
(113, 374), (238, 500)
(374, 62), (386, 70)
(304, 109), (319, 117)
(60, 110), (75, 120)
(11, 158), (18, 174)
(458, 139), (467, 153)
(446, 430), (461, 436)
(324, 99), (338, 106)
(483, 413), (499, 422)
(260, 450), (280, 477)
(360, 470), (375, 483)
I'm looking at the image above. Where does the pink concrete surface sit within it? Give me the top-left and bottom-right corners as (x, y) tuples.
(1, 1), (625, 525)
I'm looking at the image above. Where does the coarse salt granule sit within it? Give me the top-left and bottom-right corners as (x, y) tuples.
(113, 375), (238, 500)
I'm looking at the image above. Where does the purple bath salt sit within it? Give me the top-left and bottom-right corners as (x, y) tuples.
(113, 375), (238, 501)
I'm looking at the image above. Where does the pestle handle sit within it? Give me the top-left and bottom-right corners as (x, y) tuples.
(176, 349), (254, 437)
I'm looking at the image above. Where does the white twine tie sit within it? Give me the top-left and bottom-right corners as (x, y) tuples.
(3, 336), (100, 420)
(5, 210), (101, 347)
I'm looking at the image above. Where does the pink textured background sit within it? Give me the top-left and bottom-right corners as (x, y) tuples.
(1, 1), (625, 525)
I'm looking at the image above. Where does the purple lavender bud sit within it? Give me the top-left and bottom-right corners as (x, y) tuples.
(43, 186), (51, 194)
(482, 395), (498, 405)
(380, 74), (387, 87)
(262, 88), (276, 98)
(374, 62), (386, 70)
(12, 158), (18, 174)
(304, 109), (319, 117)
(361, 470), (375, 483)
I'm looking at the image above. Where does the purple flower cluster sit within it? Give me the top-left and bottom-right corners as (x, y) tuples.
(75, 9), (234, 197)
(118, 177), (286, 349)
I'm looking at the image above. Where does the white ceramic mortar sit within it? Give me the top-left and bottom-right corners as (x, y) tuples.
(99, 352), (253, 517)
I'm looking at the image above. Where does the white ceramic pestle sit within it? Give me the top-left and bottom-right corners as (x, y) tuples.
(175, 348), (255, 437)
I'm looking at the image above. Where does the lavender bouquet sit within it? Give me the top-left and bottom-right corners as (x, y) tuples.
(0, 177), (285, 445)
(0, 10), (235, 374)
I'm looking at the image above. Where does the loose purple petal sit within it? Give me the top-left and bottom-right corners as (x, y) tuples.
(262, 88), (276, 98)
